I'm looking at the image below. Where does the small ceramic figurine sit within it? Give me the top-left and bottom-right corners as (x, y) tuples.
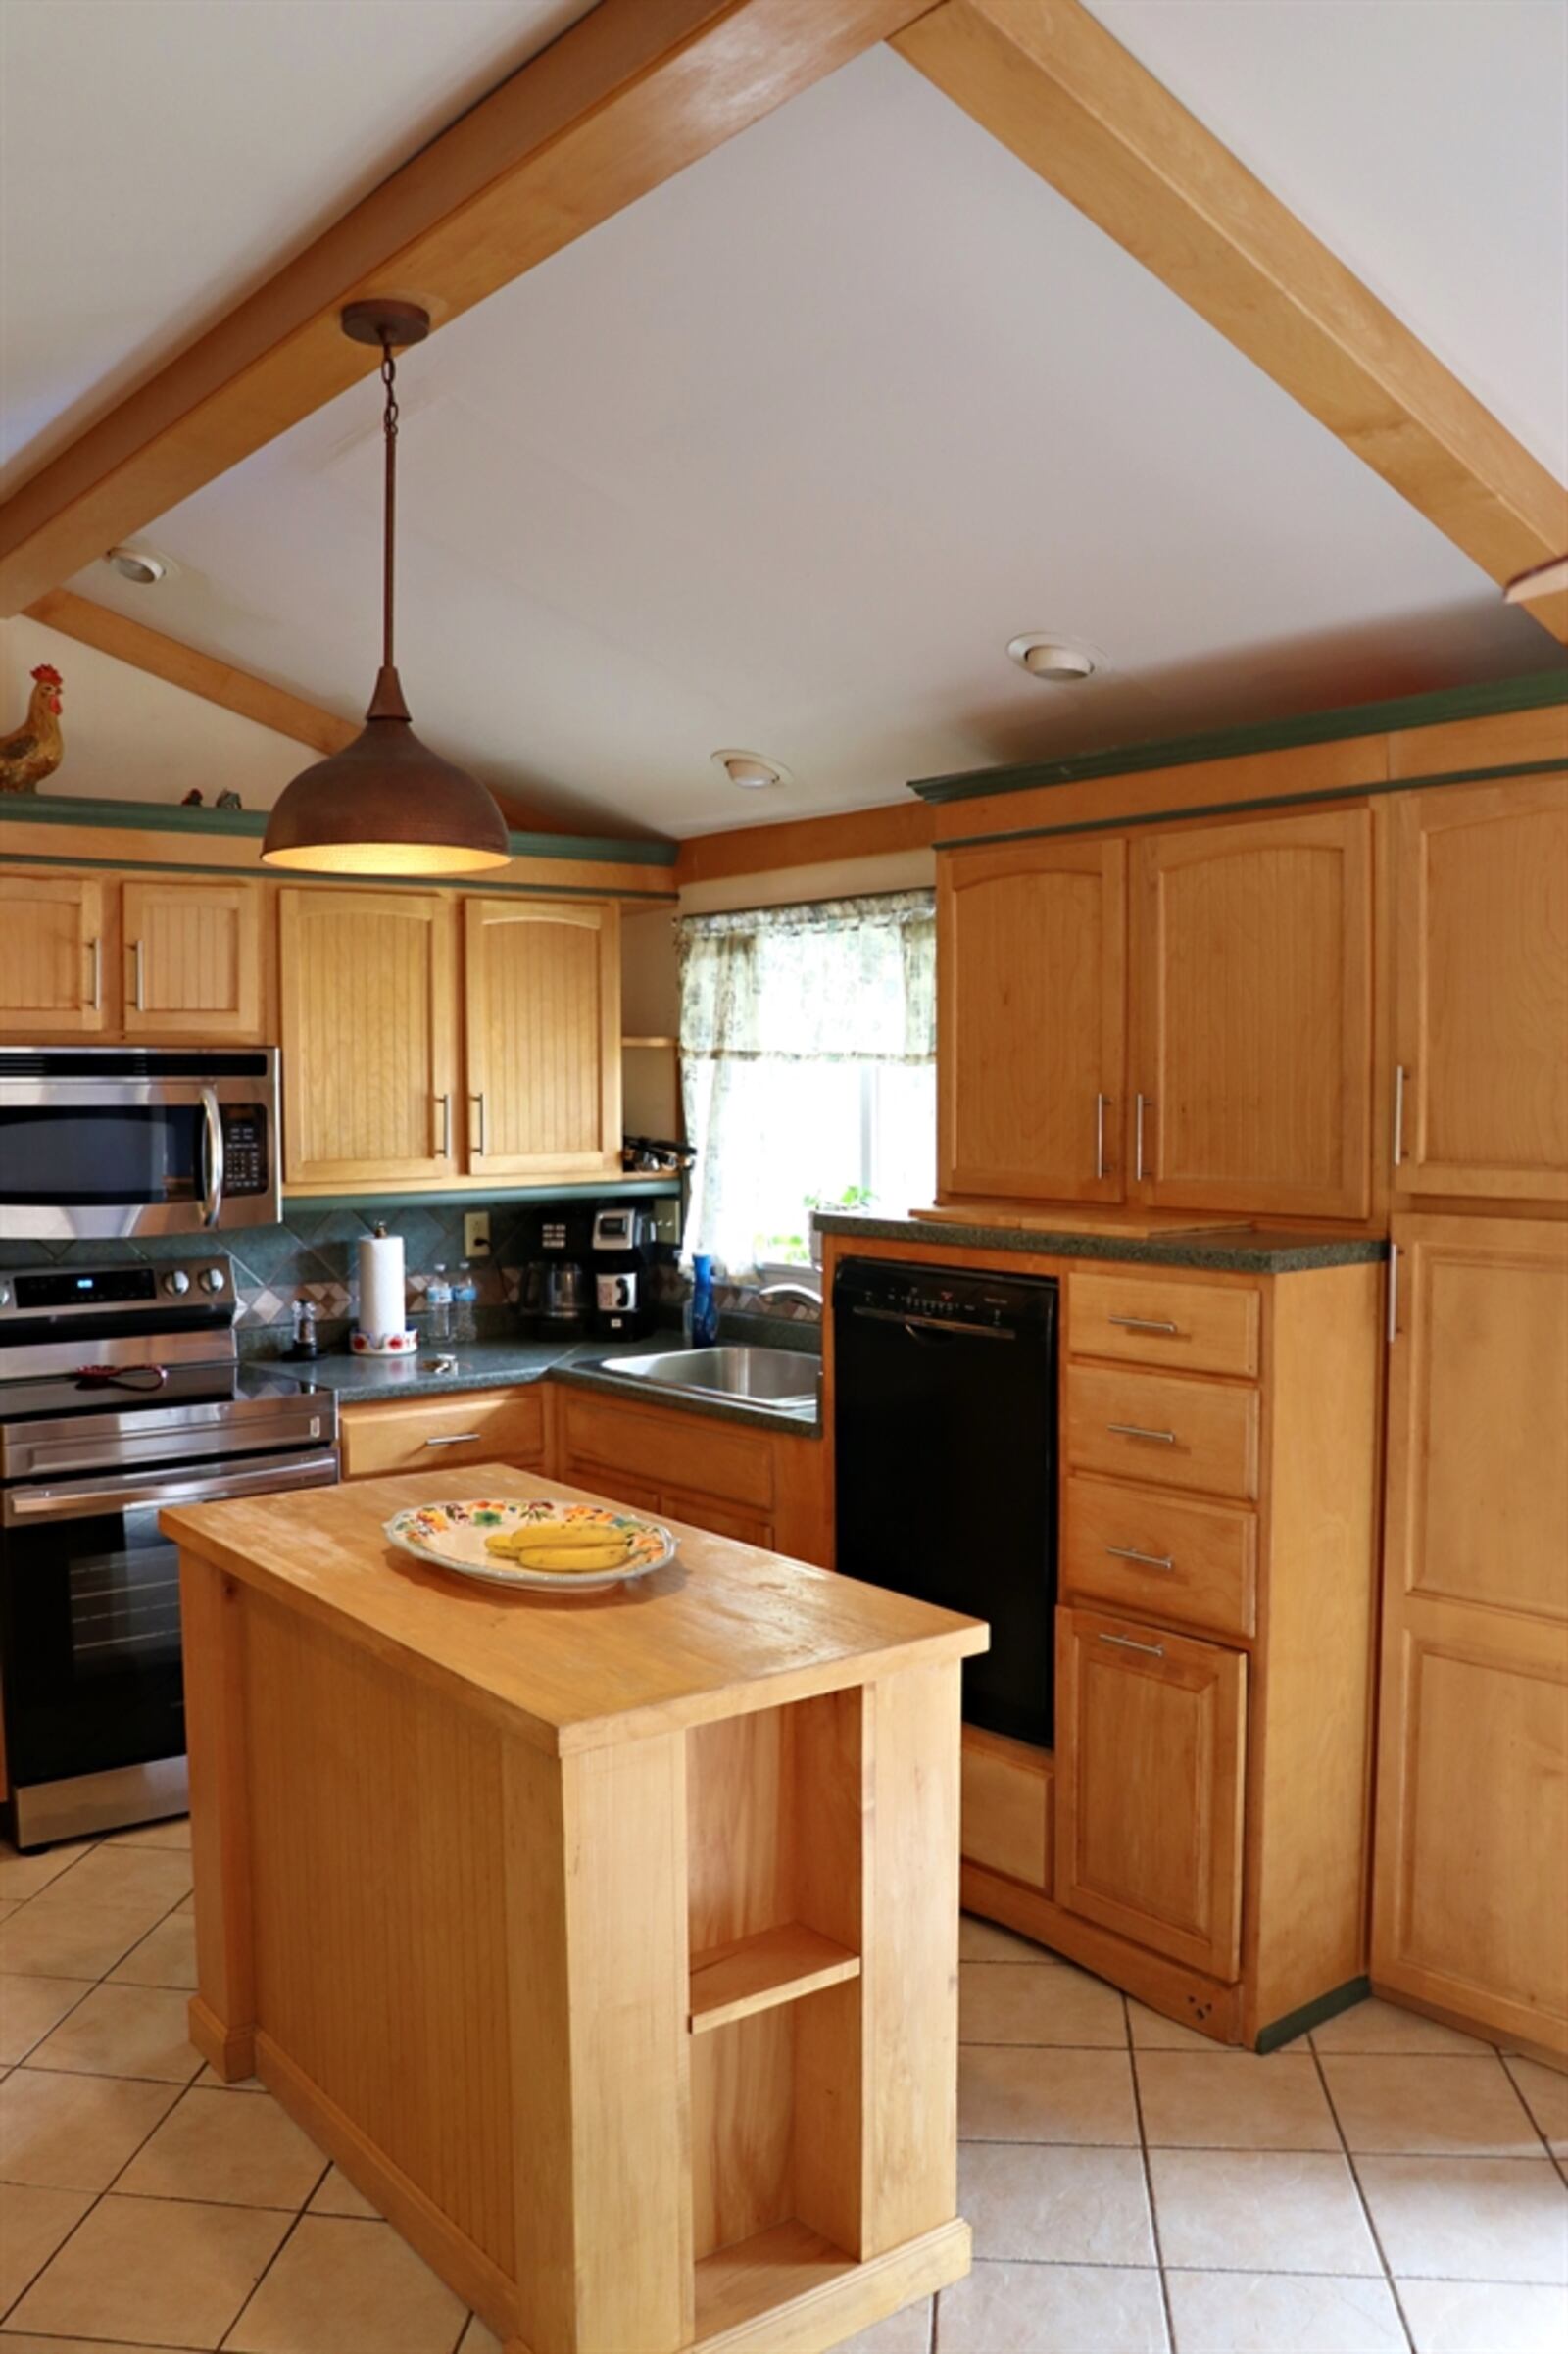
(0, 662), (65, 792)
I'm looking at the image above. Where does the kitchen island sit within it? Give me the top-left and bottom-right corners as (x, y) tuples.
(163, 1464), (985, 2354)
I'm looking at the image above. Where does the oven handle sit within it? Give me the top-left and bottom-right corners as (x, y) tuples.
(2, 1449), (339, 1527)
(200, 1086), (224, 1229)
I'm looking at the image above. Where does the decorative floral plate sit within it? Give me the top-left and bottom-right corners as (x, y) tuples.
(383, 1496), (675, 1593)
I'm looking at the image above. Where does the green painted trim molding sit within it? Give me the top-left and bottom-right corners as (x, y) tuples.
(284, 1176), (681, 1210)
(0, 791), (679, 868)
(1254, 1975), (1371, 2055)
(911, 669), (1568, 807)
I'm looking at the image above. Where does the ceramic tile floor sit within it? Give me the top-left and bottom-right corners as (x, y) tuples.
(1, 1830), (1564, 2354)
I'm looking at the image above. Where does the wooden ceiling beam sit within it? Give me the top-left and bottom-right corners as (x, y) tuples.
(0, 0), (936, 615)
(20, 589), (611, 837)
(894, 0), (1568, 644)
(25, 589), (357, 755)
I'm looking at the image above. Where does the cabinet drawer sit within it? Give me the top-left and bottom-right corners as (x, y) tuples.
(558, 1393), (772, 1510)
(340, 1388), (545, 1480)
(1066, 1366), (1260, 1501)
(963, 1729), (1053, 1890)
(662, 1488), (773, 1547)
(1063, 1475), (1257, 1640)
(1068, 1271), (1260, 1379)
(559, 1458), (664, 1516)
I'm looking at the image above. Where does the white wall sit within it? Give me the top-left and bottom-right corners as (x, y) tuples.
(1, 613), (308, 808)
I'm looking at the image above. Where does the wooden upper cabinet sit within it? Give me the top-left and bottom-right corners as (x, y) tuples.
(464, 899), (620, 1177)
(1131, 808), (1373, 1218)
(1373, 1216), (1568, 2050)
(122, 878), (264, 1041)
(1055, 1605), (1247, 1981)
(278, 889), (456, 1186)
(1392, 777), (1568, 1203)
(0, 870), (107, 1035)
(939, 837), (1126, 1202)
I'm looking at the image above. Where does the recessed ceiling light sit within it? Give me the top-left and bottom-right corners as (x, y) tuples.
(105, 545), (171, 586)
(1006, 634), (1098, 682)
(711, 748), (793, 790)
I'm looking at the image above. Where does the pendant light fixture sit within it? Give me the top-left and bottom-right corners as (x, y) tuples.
(262, 301), (510, 875)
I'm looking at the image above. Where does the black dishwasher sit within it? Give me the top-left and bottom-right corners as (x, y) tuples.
(833, 1257), (1057, 1747)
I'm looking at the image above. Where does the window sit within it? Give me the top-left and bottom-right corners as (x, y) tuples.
(678, 892), (936, 1273)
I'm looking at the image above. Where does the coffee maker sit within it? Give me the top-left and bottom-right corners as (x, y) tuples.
(516, 1207), (592, 1339)
(589, 1204), (660, 1340)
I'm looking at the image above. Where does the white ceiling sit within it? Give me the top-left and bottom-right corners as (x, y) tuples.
(5, 2), (1561, 837)
(1088, 0), (1568, 483)
(0, 0), (593, 493)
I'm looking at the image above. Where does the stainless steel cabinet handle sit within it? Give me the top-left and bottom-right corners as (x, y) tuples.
(1134, 1093), (1151, 1182)
(1105, 1545), (1175, 1570)
(435, 1094), (452, 1156)
(472, 1091), (487, 1154)
(1107, 1314), (1179, 1335)
(132, 938), (145, 1011)
(87, 936), (102, 1011)
(1099, 1632), (1165, 1659)
(425, 1432), (482, 1446)
(1387, 1241), (1399, 1346)
(1107, 1422), (1177, 1444)
(1392, 1064), (1406, 1168)
(1095, 1092), (1108, 1181)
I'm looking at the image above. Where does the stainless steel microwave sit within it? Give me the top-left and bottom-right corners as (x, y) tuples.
(0, 1048), (281, 1240)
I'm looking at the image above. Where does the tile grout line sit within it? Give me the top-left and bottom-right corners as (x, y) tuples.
(1309, 2036), (1417, 2353)
(1126, 2013), (1180, 2354)
(0, 1839), (204, 2330)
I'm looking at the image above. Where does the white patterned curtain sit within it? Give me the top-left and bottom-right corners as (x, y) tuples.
(679, 892), (936, 1273)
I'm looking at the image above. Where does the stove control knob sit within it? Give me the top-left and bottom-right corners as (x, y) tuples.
(198, 1267), (226, 1294)
(163, 1269), (191, 1296)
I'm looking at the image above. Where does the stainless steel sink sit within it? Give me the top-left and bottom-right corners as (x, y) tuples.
(595, 1345), (819, 1412)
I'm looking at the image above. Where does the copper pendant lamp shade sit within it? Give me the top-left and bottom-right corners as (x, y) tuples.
(263, 303), (510, 875)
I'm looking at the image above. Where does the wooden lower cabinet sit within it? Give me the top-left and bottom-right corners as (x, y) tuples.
(1372, 1215), (1568, 2053)
(554, 1386), (831, 1567)
(1055, 1607), (1247, 1980)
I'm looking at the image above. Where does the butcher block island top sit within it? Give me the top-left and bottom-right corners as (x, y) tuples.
(164, 1464), (987, 2354)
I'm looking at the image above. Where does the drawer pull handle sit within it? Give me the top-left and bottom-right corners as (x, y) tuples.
(1105, 1545), (1174, 1570)
(1107, 1422), (1177, 1445)
(1107, 1314), (1179, 1335)
(425, 1432), (482, 1447)
(1099, 1632), (1165, 1659)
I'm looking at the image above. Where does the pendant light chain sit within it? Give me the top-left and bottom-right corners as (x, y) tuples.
(380, 334), (399, 676)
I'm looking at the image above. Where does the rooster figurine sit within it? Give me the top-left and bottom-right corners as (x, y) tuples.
(1, 663), (65, 794)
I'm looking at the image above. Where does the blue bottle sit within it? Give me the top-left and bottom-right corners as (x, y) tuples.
(690, 1253), (719, 1347)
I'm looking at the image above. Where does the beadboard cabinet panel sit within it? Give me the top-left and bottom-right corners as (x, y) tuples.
(0, 870), (107, 1035)
(122, 878), (265, 1041)
(464, 899), (620, 1178)
(939, 836), (1126, 1202)
(279, 888), (456, 1186)
(1131, 808), (1373, 1218)
(1392, 777), (1568, 1203)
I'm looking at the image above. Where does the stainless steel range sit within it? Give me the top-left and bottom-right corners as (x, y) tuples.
(0, 1254), (338, 1848)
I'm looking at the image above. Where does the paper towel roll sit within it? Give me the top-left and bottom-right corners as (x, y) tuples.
(356, 1228), (406, 1347)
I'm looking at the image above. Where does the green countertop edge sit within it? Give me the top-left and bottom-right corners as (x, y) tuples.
(812, 1213), (1387, 1274)
(911, 668), (1568, 807)
(0, 791), (679, 868)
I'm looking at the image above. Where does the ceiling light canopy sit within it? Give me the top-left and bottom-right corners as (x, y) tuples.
(262, 301), (510, 877)
(712, 748), (792, 790)
(1006, 634), (1098, 683)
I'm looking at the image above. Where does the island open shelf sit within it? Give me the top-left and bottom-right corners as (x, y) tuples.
(165, 1465), (985, 2354)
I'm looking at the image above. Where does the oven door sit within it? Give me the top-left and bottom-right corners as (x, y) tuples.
(0, 1449), (337, 1845)
(0, 1054), (280, 1241)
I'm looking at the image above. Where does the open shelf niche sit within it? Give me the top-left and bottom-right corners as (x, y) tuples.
(685, 1687), (867, 2337)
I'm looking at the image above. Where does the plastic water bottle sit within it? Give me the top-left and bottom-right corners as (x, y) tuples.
(453, 1262), (478, 1346)
(690, 1253), (719, 1347)
(426, 1264), (454, 1345)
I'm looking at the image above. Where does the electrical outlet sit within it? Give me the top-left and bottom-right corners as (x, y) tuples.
(464, 1211), (492, 1258)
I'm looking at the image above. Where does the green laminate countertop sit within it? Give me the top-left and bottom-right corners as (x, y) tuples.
(811, 1212), (1388, 1274)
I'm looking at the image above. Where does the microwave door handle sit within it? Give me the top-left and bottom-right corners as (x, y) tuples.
(199, 1087), (224, 1228)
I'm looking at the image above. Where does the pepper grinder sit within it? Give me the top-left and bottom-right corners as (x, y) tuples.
(286, 1298), (320, 1361)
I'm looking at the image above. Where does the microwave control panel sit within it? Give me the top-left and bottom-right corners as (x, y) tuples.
(220, 1107), (270, 1195)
